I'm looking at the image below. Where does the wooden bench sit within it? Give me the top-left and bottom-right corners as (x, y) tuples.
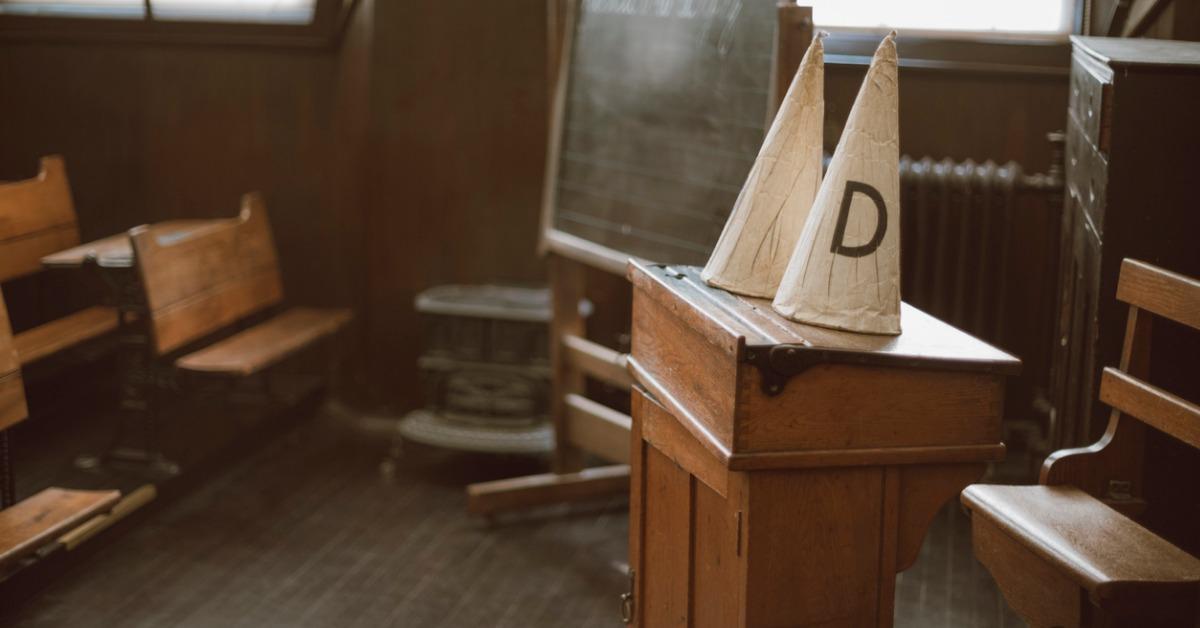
(962, 259), (1200, 627)
(0, 290), (120, 569)
(0, 156), (120, 366)
(130, 192), (351, 378)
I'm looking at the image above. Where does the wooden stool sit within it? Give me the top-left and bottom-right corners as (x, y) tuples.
(625, 261), (1019, 627)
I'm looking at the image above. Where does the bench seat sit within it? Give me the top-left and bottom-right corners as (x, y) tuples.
(962, 484), (1200, 623)
(175, 307), (351, 376)
(13, 305), (120, 366)
(0, 487), (121, 569)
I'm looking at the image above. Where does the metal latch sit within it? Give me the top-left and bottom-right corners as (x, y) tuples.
(619, 569), (635, 624)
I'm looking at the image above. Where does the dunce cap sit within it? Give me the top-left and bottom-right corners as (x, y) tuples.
(701, 33), (826, 298)
(773, 32), (901, 335)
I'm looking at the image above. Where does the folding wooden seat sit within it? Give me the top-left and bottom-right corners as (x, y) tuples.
(0, 156), (120, 366)
(131, 192), (351, 379)
(962, 259), (1200, 627)
(0, 289), (119, 569)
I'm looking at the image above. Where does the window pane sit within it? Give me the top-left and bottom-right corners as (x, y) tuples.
(807, 0), (1072, 36)
(149, 0), (315, 23)
(0, 0), (145, 18)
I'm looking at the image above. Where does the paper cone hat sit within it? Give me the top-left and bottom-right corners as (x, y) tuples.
(701, 35), (825, 298)
(773, 32), (901, 335)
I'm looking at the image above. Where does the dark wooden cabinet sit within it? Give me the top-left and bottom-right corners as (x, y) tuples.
(1050, 37), (1200, 448)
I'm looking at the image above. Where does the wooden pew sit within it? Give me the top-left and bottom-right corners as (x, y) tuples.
(132, 192), (351, 378)
(0, 290), (119, 569)
(0, 156), (120, 366)
(962, 259), (1200, 627)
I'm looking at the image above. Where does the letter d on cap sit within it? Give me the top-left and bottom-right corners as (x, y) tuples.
(830, 180), (887, 258)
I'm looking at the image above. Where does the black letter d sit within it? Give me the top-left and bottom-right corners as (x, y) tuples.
(830, 180), (887, 258)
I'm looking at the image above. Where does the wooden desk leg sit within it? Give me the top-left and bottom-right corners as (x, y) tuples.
(75, 267), (179, 478)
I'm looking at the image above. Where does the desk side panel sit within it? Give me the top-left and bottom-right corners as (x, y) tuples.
(631, 288), (738, 451)
(736, 365), (1005, 453)
(744, 467), (884, 626)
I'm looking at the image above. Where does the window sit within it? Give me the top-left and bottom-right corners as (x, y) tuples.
(807, 0), (1074, 39)
(0, 0), (315, 23)
(0, 0), (351, 45)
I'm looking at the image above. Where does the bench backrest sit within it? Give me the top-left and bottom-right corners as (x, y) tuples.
(0, 292), (29, 432)
(1100, 259), (1200, 450)
(0, 156), (82, 283)
(131, 193), (284, 356)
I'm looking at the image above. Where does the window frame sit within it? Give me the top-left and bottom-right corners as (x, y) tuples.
(0, 0), (357, 48)
(822, 31), (1073, 77)
(815, 0), (1084, 78)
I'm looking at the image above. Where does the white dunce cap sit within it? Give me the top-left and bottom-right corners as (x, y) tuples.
(772, 32), (901, 335)
(701, 34), (825, 299)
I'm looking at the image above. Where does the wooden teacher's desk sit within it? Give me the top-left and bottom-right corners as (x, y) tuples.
(625, 261), (1019, 627)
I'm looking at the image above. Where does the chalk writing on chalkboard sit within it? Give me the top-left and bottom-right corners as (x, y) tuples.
(549, 0), (776, 265)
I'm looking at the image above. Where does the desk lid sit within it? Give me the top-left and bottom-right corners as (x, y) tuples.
(630, 261), (1020, 392)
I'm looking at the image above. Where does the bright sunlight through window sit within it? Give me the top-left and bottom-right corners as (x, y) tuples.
(806, 0), (1073, 38)
(0, 0), (316, 23)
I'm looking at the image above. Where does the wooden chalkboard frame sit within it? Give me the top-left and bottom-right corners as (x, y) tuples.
(538, 0), (814, 277)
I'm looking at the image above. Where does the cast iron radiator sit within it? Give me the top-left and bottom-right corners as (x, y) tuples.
(894, 136), (1065, 458)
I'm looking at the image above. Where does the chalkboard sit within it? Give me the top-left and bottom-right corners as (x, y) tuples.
(543, 0), (779, 270)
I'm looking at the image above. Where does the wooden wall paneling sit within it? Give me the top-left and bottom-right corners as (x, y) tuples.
(824, 66), (1068, 173)
(312, 0), (372, 399)
(365, 0), (550, 407)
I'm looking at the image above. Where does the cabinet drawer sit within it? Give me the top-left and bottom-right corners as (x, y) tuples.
(1068, 52), (1113, 154)
(1066, 122), (1109, 236)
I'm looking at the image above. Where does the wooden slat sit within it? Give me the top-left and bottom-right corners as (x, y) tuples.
(962, 484), (1200, 594)
(465, 464), (629, 515)
(564, 393), (632, 464)
(562, 333), (632, 390)
(767, 3), (813, 123)
(542, 229), (633, 277)
(0, 156), (78, 244)
(132, 194), (284, 354)
(58, 485), (156, 550)
(151, 267), (284, 355)
(0, 374), (29, 431)
(14, 306), (120, 365)
(1101, 367), (1200, 449)
(0, 487), (121, 569)
(0, 224), (80, 282)
(0, 291), (21, 378)
(549, 254), (587, 474)
(1116, 258), (1200, 331)
(175, 307), (352, 376)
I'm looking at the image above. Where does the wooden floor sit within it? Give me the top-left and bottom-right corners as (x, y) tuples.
(1, 404), (1021, 627)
